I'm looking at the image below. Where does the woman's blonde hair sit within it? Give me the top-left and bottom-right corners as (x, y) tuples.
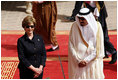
(22, 16), (36, 28)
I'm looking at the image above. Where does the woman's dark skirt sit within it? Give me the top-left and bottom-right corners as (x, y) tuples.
(19, 68), (43, 79)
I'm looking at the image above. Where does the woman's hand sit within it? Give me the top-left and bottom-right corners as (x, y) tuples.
(28, 65), (43, 78)
(33, 68), (43, 78)
(33, 65), (43, 78)
(28, 65), (42, 75)
(33, 73), (40, 78)
(34, 68), (43, 75)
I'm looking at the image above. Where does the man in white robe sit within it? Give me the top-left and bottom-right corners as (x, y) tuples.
(68, 8), (105, 79)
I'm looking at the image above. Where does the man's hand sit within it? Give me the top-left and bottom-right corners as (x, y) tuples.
(78, 61), (87, 67)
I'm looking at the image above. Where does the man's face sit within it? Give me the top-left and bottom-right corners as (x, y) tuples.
(78, 17), (88, 26)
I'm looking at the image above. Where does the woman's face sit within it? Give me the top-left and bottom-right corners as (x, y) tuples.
(24, 23), (35, 35)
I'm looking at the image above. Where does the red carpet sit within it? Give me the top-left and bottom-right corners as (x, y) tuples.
(12, 61), (66, 79)
(1, 33), (117, 79)
(1, 35), (69, 57)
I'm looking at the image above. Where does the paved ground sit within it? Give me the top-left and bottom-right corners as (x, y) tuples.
(1, 1), (117, 31)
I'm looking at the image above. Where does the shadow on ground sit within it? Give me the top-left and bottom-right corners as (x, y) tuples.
(104, 61), (117, 72)
(1, 44), (17, 51)
(57, 14), (74, 23)
(1, 1), (26, 12)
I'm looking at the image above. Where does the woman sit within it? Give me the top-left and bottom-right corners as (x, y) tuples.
(17, 16), (46, 79)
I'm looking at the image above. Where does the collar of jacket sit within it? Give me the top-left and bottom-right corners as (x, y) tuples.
(24, 32), (36, 41)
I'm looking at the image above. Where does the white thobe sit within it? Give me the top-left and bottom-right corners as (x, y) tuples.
(68, 22), (105, 79)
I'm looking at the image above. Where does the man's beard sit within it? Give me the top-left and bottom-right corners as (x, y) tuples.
(80, 22), (85, 26)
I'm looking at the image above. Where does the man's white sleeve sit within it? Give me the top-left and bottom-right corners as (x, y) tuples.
(69, 40), (82, 63)
(84, 48), (96, 63)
